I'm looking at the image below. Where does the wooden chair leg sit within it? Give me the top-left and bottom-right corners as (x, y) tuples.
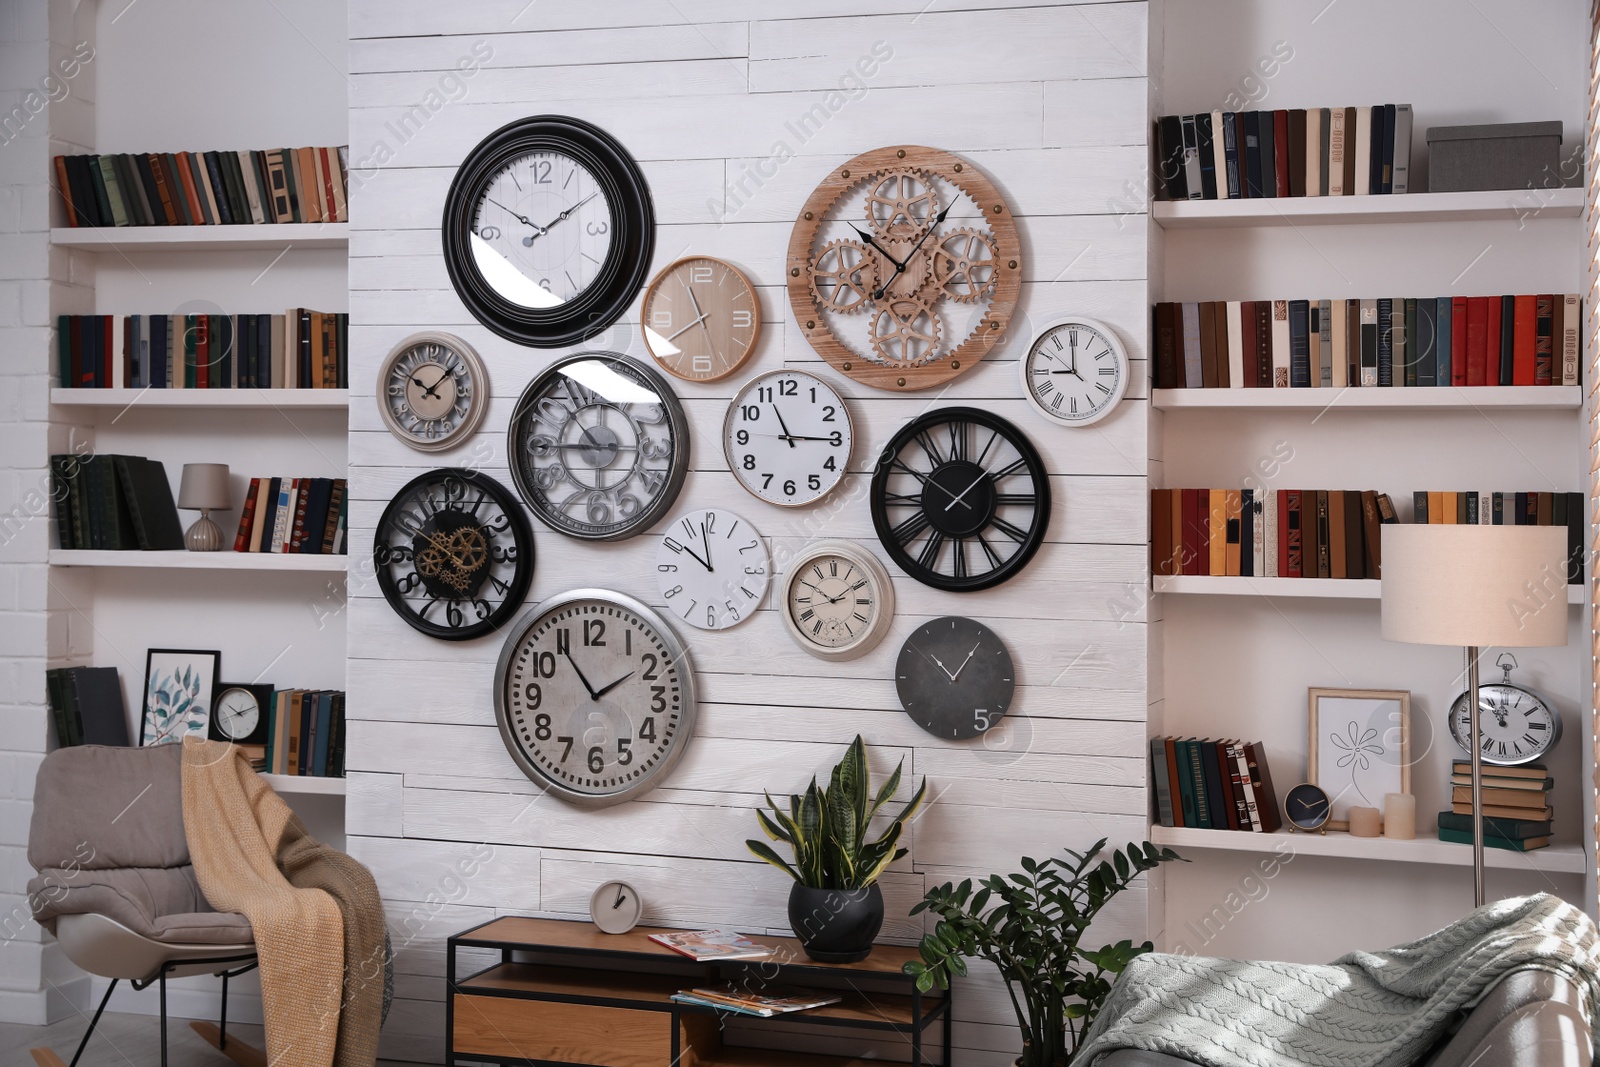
(190, 1021), (267, 1067)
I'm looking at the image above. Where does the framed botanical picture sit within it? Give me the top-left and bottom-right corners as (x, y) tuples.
(140, 649), (220, 746)
(1308, 688), (1411, 831)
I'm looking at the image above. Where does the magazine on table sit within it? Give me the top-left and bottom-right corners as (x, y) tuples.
(647, 928), (773, 962)
(671, 984), (842, 1017)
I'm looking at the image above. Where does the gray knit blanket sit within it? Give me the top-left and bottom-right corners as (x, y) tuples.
(1079, 893), (1600, 1067)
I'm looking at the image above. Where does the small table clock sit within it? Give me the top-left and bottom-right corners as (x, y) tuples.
(589, 881), (643, 934)
(1284, 782), (1331, 834)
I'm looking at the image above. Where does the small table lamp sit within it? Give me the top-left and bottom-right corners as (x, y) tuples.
(1380, 524), (1569, 906)
(177, 463), (231, 551)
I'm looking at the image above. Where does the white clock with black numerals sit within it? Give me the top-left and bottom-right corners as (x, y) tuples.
(724, 370), (853, 507)
(654, 508), (770, 631)
(1020, 316), (1129, 427)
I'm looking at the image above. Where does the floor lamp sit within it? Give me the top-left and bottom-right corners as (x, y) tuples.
(1380, 524), (1569, 907)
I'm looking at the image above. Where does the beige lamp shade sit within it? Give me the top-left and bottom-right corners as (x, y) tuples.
(176, 463), (231, 511)
(1380, 524), (1570, 648)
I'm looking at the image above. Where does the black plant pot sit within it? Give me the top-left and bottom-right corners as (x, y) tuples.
(787, 882), (884, 963)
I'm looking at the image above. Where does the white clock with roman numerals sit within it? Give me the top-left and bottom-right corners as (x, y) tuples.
(781, 539), (895, 661)
(1020, 316), (1129, 427)
(654, 508), (770, 631)
(1447, 654), (1563, 766)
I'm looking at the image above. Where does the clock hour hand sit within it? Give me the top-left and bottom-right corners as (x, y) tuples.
(536, 192), (597, 235)
(908, 642), (957, 681)
(872, 204), (952, 300)
(562, 649), (600, 701)
(486, 196), (544, 235)
(613, 888), (627, 908)
(848, 225), (904, 272)
(675, 538), (713, 573)
(592, 670), (635, 699)
(947, 640), (982, 682)
(663, 313), (709, 341)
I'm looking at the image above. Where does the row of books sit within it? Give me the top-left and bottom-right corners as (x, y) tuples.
(1156, 105), (1412, 201)
(1153, 488), (1585, 582)
(1151, 296), (1582, 390)
(234, 477), (348, 555)
(263, 689), (347, 778)
(1151, 737), (1282, 832)
(46, 666), (130, 748)
(54, 147), (349, 228)
(1439, 762), (1553, 852)
(51, 454), (184, 551)
(56, 312), (350, 390)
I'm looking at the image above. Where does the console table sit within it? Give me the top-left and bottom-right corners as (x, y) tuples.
(446, 916), (952, 1066)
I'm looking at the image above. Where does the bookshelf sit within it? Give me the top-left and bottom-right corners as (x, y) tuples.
(261, 773), (347, 797)
(49, 550), (348, 572)
(1150, 0), (1592, 965)
(50, 223), (349, 252)
(51, 388), (350, 410)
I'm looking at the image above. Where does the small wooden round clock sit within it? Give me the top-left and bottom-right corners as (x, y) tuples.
(786, 145), (1022, 393)
(640, 256), (761, 382)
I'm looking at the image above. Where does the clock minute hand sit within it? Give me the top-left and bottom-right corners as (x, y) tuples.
(872, 204), (952, 300)
(947, 641), (982, 682)
(562, 649), (600, 701)
(538, 192), (597, 233)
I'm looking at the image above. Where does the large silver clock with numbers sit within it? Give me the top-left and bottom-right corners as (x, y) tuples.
(507, 353), (690, 541)
(494, 589), (697, 806)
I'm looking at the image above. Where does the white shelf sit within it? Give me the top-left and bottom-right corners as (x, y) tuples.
(1152, 189), (1584, 230)
(50, 550), (347, 573)
(1152, 386), (1581, 410)
(50, 223), (348, 252)
(51, 388), (348, 410)
(1153, 575), (1586, 605)
(1151, 825), (1588, 874)
(261, 773), (346, 796)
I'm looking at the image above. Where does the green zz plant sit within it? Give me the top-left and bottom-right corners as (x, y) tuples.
(904, 840), (1185, 1067)
(746, 735), (926, 889)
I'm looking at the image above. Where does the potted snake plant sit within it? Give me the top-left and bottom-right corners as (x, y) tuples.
(747, 735), (926, 962)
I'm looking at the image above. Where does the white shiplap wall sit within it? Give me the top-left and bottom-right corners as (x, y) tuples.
(347, 4), (1151, 1063)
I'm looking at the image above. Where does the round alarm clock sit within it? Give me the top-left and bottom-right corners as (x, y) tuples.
(589, 880), (643, 934)
(1283, 782), (1331, 834)
(1448, 653), (1562, 766)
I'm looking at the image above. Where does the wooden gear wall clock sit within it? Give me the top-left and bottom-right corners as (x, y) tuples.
(786, 145), (1021, 392)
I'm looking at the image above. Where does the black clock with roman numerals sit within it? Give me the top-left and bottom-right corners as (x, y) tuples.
(869, 407), (1051, 592)
(375, 468), (535, 641)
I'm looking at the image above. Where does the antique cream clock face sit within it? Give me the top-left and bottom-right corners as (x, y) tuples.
(641, 256), (761, 382)
(1020, 316), (1129, 427)
(786, 145), (1021, 392)
(723, 370), (853, 507)
(378, 332), (489, 451)
(654, 508), (770, 631)
(781, 540), (895, 661)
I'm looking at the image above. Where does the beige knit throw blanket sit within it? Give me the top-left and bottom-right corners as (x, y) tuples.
(181, 739), (385, 1067)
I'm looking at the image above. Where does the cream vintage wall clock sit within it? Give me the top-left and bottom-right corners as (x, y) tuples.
(781, 539), (895, 661)
(378, 332), (489, 451)
(640, 256), (761, 382)
(786, 145), (1021, 392)
(723, 369), (852, 507)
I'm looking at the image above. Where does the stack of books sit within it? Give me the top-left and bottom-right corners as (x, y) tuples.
(670, 985), (842, 1018)
(234, 477), (348, 555)
(265, 689), (346, 778)
(45, 666), (129, 748)
(1156, 104), (1412, 200)
(1151, 488), (1397, 580)
(1151, 295), (1581, 390)
(56, 311), (350, 390)
(51, 453), (185, 552)
(1150, 737), (1281, 833)
(1438, 762), (1552, 852)
(53, 147), (349, 228)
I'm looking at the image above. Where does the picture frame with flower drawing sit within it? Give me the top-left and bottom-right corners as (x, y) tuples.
(1308, 687), (1410, 832)
(140, 649), (219, 747)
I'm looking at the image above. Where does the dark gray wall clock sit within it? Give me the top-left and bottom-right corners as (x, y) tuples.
(507, 352), (690, 541)
(374, 468), (534, 641)
(870, 406), (1050, 591)
(895, 615), (1014, 740)
(442, 115), (654, 348)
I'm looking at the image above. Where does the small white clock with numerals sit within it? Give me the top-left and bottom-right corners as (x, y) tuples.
(1020, 316), (1129, 427)
(655, 508), (770, 631)
(724, 370), (853, 507)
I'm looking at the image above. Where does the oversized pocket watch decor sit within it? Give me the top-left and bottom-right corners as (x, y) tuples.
(870, 407), (1050, 592)
(896, 615), (1014, 740)
(724, 369), (853, 507)
(442, 115), (654, 348)
(375, 468), (535, 641)
(493, 589), (697, 807)
(377, 332), (489, 451)
(786, 145), (1021, 392)
(508, 352), (690, 541)
(1448, 653), (1562, 766)
(1021, 316), (1130, 427)
(781, 539), (895, 661)
(641, 256), (761, 382)
(654, 508), (770, 631)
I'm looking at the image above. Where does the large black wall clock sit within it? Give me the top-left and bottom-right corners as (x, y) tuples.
(493, 588), (697, 807)
(508, 352), (690, 541)
(442, 115), (654, 348)
(375, 468), (534, 641)
(870, 407), (1050, 591)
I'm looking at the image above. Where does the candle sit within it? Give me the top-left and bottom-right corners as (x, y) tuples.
(1349, 806), (1382, 838)
(1384, 793), (1416, 840)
